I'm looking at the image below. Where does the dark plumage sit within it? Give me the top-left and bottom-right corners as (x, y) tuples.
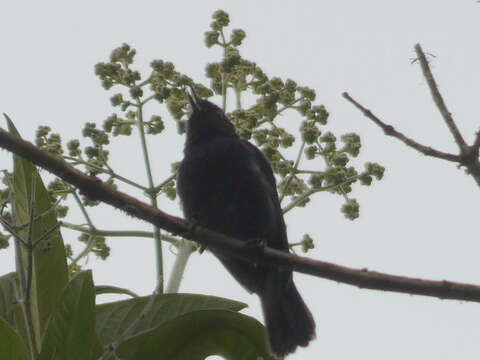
(177, 87), (315, 358)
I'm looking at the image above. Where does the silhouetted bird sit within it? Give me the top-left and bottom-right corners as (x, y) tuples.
(177, 87), (316, 358)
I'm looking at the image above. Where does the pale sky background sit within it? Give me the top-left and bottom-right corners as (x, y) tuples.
(0, 1), (479, 359)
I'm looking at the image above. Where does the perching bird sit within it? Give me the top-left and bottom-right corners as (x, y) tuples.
(177, 86), (315, 358)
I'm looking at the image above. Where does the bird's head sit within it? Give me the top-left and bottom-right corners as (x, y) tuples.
(185, 85), (237, 146)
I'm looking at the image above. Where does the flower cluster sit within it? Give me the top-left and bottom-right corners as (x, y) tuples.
(0, 9), (385, 261)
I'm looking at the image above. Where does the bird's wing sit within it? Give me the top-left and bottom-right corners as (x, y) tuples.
(241, 140), (289, 251)
(241, 140), (278, 193)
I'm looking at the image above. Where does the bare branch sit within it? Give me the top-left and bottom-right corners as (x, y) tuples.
(344, 44), (480, 188)
(414, 43), (468, 151)
(473, 131), (480, 151)
(1, 127), (480, 302)
(342, 92), (460, 162)
(463, 155), (480, 187)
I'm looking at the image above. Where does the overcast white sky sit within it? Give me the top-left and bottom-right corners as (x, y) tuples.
(1, 1), (480, 359)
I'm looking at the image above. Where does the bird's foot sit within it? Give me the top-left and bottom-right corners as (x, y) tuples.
(184, 219), (206, 253)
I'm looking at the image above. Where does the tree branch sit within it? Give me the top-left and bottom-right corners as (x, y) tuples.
(343, 43), (480, 187)
(1, 127), (480, 302)
(342, 92), (460, 162)
(414, 43), (468, 151)
(473, 131), (480, 151)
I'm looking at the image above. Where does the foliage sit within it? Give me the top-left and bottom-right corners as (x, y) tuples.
(0, 121), (272, 359)
(0, 9), (385, 359)
(1, 9), (383, 260)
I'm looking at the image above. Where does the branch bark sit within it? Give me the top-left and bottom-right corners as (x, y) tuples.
(1, 127), (480, 302)
(342, 92), (460, 162)
(414, 44), (467, 151)
(344, 43), (480, 187)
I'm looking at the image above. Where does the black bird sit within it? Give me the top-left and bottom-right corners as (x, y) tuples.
(177, 87), (316, 357)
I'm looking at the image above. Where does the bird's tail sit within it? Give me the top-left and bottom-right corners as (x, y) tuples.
(260, 271), (316, 358)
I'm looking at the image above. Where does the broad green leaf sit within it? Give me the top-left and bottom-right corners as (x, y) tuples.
(95, 285), (139, 298)
(0, 317), (29, 360)
(0, 272), (18, 326)
(117, 310), (274, 360)
(0, 272), (31, 353)
(13, 303), (31, 357)
(7, 116), (69, 341)
(96, 293), (246, 346)
(90, 335), (104, 360)
(39, 271), (95, 360)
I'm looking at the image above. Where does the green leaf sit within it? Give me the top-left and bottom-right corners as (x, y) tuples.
(96, 293), (246, 346)
(117, 310), (274, 360)
(39, 271), (95, 360)
(95, 285), (139, 298)
(0, 317), (29, 360)
(0, 272), (31, 354)
(0, 272), (18, 326)
(0, 272), (33, 355)
(6, 116), (69, 341)
(90, 335), (104, 360)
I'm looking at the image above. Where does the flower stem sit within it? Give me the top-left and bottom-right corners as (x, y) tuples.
(136, 100), (164, 293)
(165, 240), (196, 293)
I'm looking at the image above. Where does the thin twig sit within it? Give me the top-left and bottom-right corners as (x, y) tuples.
(73, 190), (95, 228)
(344, 43), (480, 187)
(342, 92), (460, 162)
(70, 234), (95, 268)
(219, 29), (228, 112)
(279, 140), (306, 203)
(282, 174), (362, 214)
(473, 131), (480, 150)
(414, 44), (468, 151)
(295, 169), (327, 175)
(152, 173), (176, 195)
(63, 155), (148, 192)
(316, 139), (350, 202)
(2, 128), (480, 302)
(60, 221), (180, 244)
(235, 86), (242, 110)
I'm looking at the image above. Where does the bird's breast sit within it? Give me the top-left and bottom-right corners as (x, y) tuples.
(178, 139), (277, 239)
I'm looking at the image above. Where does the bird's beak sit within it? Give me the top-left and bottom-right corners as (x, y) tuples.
(187, 85), (202, 111)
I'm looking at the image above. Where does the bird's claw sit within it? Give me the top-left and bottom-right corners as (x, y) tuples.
(184, 219), (207, 253)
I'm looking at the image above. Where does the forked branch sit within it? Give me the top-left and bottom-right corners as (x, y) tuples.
(344, 43), (480, 187)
